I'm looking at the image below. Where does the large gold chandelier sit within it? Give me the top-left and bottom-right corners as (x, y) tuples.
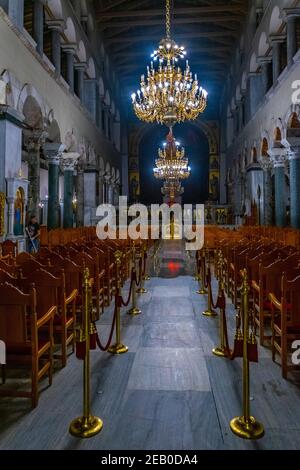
(131, 0), (208, 127)
(153, 129), (191, 181)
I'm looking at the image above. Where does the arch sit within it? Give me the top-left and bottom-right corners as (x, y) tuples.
(258, 32), (269, 56)
(287, 111), (300, 129)
(47, 118), (61, 143)
(249, 52), (258, 73)
(261, 137), (269, 157)
(17, 84), (45, 120)
(47, 0), (63, 18)
(274, 126), (282, 141)
(269, 6), (282, 34)
(87, 57), (96, 79)
(22, 95), (43, 129)
(64, 17), (77, 43)
(77, 40), (87, 63)
(64, 130), (78, 152)
(251, 147), (258, 163)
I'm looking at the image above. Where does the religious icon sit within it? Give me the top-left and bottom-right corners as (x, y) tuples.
(14, 188), (25, 236)
(210, 174), (220, 201)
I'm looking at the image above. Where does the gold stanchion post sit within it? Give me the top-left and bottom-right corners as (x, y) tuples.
(127, 243), (142, 316)
(143, 244), (151, 281)
(212, 252), (231, 357)
(137, 245), (148, 294)
(108, 251), (128, 355)
(230, 269), (264, 440)
(69, 268), (103, 438)
(196, 249), (207, 295)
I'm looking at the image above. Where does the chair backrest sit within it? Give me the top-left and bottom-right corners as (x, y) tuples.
(21, 269), (62, 316)
(0, 283), (36, 344)
(18, 258), (48, 278)
(0, 269), (19, 288)
(282, 273), (300, 328)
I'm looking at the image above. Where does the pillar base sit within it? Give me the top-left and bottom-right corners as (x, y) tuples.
(69, 415), (103, 439)
(107, 343), (128, 355)
(203, 309), (217, 317)
(127, 307), (142, 316)
(212, 346), (231, 357)
(230, 416), (264, 440)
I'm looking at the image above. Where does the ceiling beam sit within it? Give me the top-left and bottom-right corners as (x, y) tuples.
(100, 16), (242, 29)
(113, 46), (230, 59)
(96, 5), (246, 19)
(106, 30), (239, 44)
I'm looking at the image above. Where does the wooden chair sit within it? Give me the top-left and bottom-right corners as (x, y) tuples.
(21, 269), (77, 368)
(0, 283), (55, 408)
(1, 240), (18, 258)
(269, 273), (300, 378)
(252, 256), (300, 346)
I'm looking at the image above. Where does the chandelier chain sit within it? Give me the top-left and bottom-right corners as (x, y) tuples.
(166, 0), (171, 39)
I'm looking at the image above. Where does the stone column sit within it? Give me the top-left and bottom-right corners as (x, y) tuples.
(33, 0), (44, 56)
(257, 56), (272, 95)
(46, 19), (65, 78)
(61, 153), (80, 229)
(44, 143), (65, 230)
(270, 35), (286, 83)
(24, 130), (47, 219)
(61, 44), (76, 92)
(75, 160), (84, 227)
(269, 149), (287, 227)
(0, 0), (24, 29)
(259, 157), (273, 226)
(74, 63), (86, 101)
(287, 139), (300, 228)
(7, 196), (15, 237)
(98, 173), (105, 205)
(284, 8), (300, 66)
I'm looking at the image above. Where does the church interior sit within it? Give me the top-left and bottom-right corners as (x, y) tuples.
(1, 0), (300, 452)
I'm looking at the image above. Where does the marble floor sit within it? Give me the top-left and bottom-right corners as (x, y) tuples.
(1, 249), (300, 449)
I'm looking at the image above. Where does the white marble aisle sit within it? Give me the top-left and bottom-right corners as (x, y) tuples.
(0, 273), (300, 450)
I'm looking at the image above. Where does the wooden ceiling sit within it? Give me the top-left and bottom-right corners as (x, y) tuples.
(95, 0), (248, 108)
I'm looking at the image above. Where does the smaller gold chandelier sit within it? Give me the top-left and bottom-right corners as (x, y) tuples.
(153, 129), (191, 181)
(161, 179), (184, 201)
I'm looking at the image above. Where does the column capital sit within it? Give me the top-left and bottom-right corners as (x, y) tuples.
(74, 62), (87, 72)
(24, 129), (48, 151)
(286, 137), (300, 156)
(257, 55), (272, 65)
(268, 148), (287, 167)
(269, 34), (286, 45)
(61, 152), (81, 171)
(46, 18), (65, 32)
(283, 8), (300, 20)
(258, 156), (273, 171)
(44, 143), (66, 165)
(61, 43), (77, 55)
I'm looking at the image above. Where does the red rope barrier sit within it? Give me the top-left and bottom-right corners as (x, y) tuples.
(121, 270), (136, 307)
(95, 297), (118, 352)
